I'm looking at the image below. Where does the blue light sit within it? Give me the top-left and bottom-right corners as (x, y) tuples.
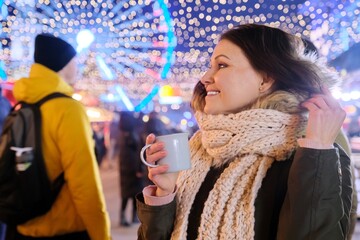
(183, 111), (192, 119)
(96, 56), (114, 80)
(134, 85), (160, 112)
(76, 29), (95, 52)
(115, 85), (134, 111)
(0, 61), (7, 81)
(0, 0), (7, 18)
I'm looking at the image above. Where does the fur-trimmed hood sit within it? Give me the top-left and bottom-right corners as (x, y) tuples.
(301, 52), (340, 89)
(249, 52), (341, 114)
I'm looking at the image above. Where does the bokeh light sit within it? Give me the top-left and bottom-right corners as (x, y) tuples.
(1, 0), (360, 110)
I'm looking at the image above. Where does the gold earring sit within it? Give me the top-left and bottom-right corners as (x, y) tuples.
(259, 82), (265, 92)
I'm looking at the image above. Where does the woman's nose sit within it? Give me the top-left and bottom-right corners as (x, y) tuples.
(200, 70), (214, 86)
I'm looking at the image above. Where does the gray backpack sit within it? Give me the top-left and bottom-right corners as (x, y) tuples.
(0, 92), (68, 224)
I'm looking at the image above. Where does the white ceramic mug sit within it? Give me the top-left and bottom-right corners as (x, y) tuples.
(140, 132), (191, 173)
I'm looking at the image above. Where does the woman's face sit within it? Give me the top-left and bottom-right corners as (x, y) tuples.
(200, 39), (267, 115)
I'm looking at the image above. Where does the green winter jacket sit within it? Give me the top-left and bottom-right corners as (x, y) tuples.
(137, 146), (352, 240)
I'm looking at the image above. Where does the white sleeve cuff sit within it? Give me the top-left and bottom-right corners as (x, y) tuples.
(143, 185), (176, 206)
(297, 138), (334, 149)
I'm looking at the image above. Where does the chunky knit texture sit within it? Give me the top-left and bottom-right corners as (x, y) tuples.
(171, 106), (307, 239)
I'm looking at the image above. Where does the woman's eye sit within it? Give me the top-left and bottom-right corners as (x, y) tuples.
(218, 63), (227, 69)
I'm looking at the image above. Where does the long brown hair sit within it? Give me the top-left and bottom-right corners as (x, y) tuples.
(191, 24), (323, 112)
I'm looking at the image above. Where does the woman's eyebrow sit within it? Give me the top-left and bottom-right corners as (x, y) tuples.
(214, 54), (230, 60)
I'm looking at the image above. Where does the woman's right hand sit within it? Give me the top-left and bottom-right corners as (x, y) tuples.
(145, 134), (179, 197)
(301, 85), (346, 148)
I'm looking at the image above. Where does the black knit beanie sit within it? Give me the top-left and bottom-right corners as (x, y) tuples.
(34, 33), (77, 72)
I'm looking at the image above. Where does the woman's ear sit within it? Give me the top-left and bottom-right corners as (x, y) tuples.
(259, 74), (275, 93)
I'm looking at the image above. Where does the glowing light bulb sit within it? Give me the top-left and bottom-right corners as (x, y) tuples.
(76, 29), (95, 52)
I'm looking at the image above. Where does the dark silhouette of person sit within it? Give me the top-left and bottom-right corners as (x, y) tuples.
(92, 122), (107, 167)
(118, 111), (144, 226)
(0, 86), (11, 240)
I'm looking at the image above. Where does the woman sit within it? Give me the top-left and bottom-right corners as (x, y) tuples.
(137, 24), (352, 239)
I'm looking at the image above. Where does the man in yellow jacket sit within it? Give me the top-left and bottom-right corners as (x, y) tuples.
(9, 34), (111, 239)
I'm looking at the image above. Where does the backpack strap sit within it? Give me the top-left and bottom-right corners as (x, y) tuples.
(35, 92), (71, 107)
(34, 92), (70, 194)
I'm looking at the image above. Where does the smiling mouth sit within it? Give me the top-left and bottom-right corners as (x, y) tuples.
(207, 91), (220, 96)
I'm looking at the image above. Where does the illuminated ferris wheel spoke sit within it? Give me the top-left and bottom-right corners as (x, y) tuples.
(106, 56), (140, 79)
(100, 0), (137, 22)
(36, 3), (57, 17)
(114, 85), (134, 111)
(109, 44), (166, 64)
(115, 57), (149, 76)
(57, 2), (71, 15)
(104, 46), (156, 65)
(62, 3), (75, 15)
(109, 36), (171, 53)
(128, 40), (167, 49)
(99, 50), (135, 80)
(108, 62), (134, 80)
(134, 85), (160, 112)
(102, 1), (151, 27)
(145, 69), (161, 79)
(104, 58), (125, 73)
(127, 55), (165, 80)
(105, 1), (126, 16)
(95, 55), (114, 80)
(112, 15), (152, 31)
(111, 4), (144, 23)
(15, 6), (45, 21)
(116, 48), (165, 80)
(118, 27), (164, 38)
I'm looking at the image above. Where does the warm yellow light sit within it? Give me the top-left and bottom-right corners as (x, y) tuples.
(72, 93), (82, 101)
(159, 85), (174, 97)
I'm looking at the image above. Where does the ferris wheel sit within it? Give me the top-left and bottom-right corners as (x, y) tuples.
(1, 0), (176, 111)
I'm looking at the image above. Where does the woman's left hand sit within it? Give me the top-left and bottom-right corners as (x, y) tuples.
(301, 86), (346, 148)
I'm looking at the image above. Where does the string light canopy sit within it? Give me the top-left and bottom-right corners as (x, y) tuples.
(1, 0), (360, 110)
(1, 0), (176, 111)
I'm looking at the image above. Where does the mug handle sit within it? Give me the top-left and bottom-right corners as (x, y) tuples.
(140, 144), (159, 168)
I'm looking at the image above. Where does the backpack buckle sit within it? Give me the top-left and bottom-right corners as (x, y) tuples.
(10, 147), (34, 171)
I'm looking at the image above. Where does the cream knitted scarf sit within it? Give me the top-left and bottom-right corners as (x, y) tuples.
(171, 107), (307, 240)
